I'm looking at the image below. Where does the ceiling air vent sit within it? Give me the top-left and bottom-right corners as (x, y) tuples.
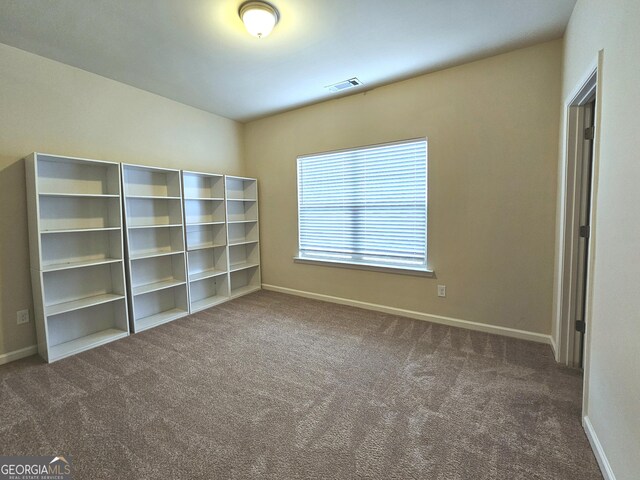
(325, 78), (363, 93)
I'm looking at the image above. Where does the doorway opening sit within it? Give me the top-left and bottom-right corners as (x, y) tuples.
(557, 67), (598, 369)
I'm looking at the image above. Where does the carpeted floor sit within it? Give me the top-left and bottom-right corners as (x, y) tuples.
(0, 291), (602, 479)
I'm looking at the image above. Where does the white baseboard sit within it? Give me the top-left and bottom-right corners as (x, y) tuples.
(583, 416), (616, 480)
(550, 335), (559, 361)
(262, 284), (553, 346)
(0, 345), (38, 366)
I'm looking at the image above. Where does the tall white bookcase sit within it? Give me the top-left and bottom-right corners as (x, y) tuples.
(25, 153), (130, 362)
(121, 164), (189, 332)
(182, 171), (229, 313)
(225, 176), (261, 298)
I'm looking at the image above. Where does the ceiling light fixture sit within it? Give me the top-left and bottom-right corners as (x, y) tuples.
(239, 1), (280, 39)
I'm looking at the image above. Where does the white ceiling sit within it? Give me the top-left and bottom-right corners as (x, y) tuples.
(0, 0), (576, 122)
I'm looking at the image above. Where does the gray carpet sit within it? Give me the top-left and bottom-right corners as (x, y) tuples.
(0, 291), (602, 479)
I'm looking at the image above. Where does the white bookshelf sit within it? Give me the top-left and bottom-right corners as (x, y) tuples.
(182, 171), (229, 313)
(225, 176), (261, 298)
(122, 164), (189, 332)
(25, 153), (130, 362)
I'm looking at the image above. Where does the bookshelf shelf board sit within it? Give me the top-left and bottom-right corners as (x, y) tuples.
(42, 258), (122, 272)
(132, 279), (186, 296)
(49, 328), (128, 362)
(45, 293), (125, 317)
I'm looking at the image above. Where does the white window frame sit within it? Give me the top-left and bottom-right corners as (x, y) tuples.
(294, 138), (433, 277)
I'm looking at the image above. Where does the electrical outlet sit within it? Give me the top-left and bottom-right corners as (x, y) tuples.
(437, 285), (446, 298)
(17, 309), (29, 325)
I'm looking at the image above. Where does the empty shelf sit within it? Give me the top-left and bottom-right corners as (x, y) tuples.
(228, 240), (259, 246)
(191, 295), (228, 313)
(229, 263), (259, 273)
(227, 220), (257, 224)
(184, 197), (224, 201)
(49, 328), (128, 362)
(41, 226), (121, 234)
(185, 221), (225, 226)
(46, 293), (125, 317)
(133, 279), (186, 296)
(230, 285), (261, 298)
(226, 198), (256, 202)
(130, 250), (183, 261)
(128, 223), (183, 230)
(126, 195), (182, 200)
(188, 243), (226, 252)
(39, 193), (119, 198)
(135, 308), (187, 332)
(189, 269), (228, 282)
(42, 257), (122, 272)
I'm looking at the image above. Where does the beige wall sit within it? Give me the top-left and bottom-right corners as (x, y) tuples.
(560, 0), (640, 478)
(0, 43), (244, 357)
(244, 40), (562, 336)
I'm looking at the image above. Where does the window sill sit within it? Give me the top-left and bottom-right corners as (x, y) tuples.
(293, 256), (435, 278)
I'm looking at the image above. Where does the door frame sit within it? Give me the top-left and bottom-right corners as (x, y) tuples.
(553, 52), (603, 377)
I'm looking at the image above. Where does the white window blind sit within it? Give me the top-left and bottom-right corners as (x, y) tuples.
(297, 138), (427, 271)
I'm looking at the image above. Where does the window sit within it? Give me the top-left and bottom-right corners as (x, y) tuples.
(296, 138), (429, 275)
